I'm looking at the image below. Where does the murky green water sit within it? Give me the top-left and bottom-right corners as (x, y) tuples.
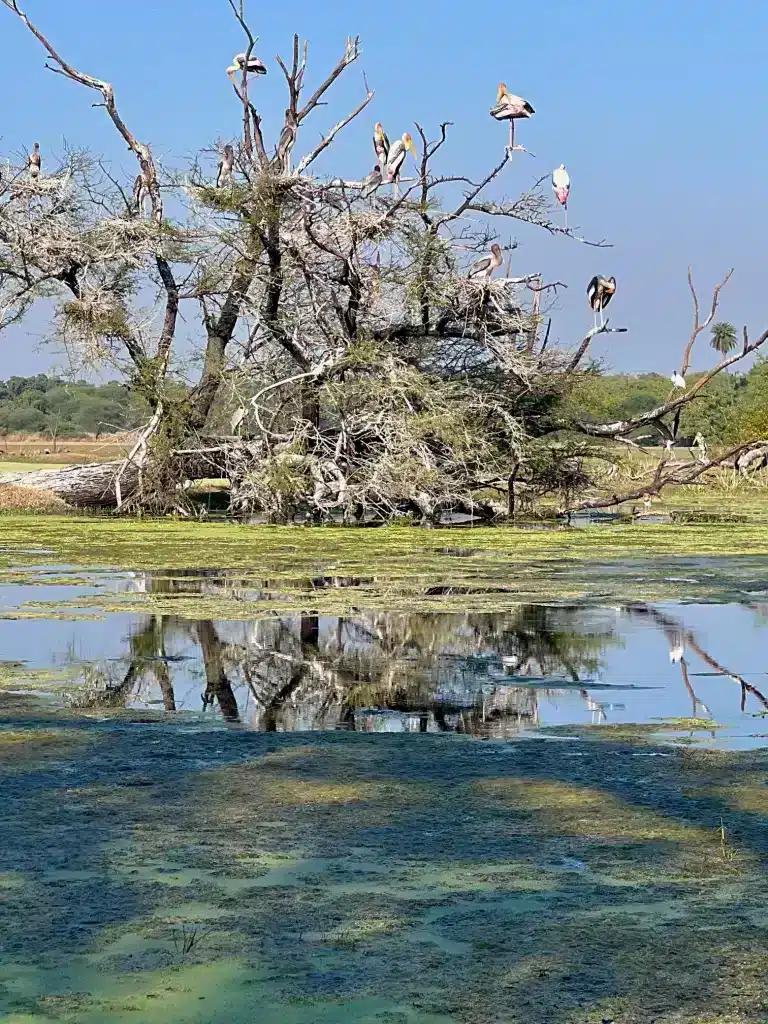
(2, 556), (768, 1021)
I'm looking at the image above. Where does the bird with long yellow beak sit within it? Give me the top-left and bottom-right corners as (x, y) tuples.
(385, 132), (417, 195)
(373, 123), (390, 167)
(226, 52), (267, 89)
(490, 83), (534, 153)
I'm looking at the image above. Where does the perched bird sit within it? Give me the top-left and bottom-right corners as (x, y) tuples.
(227, 53), (267, 87)
(468, 243), (504, 282)
(587, 275), (616, 328)
(552, 164), (570, 228)
(28, 142), (41, 181)
(373, 123), (390, 167)
(490, 83), (534, 153)
(131, 171), (149, 217)
(216, 144), (235, 188)
(276, 110), (298, 171)
(361, 165), (382, 195)
(670, 371), (686, 389)
(385, 132), (417, 194)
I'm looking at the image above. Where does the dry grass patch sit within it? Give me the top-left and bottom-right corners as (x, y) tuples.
(0, 484), (69, 512)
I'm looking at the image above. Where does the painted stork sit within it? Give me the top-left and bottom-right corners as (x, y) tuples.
(671, 372), (687, 389)
(28, 142), (41, 181)
(587, 275), (616, 328)
(373, 123), (390, 167)
(552, 164), (570, 228)
(227, 53), (267, 88)
(468, 243), (503, 282)
(216, 145), (235, 188)
(490, 84), (534, 153)
(386, 132), (417, 195)
(277, 111), (298, 171)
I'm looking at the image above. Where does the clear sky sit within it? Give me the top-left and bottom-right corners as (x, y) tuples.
(1, 0), (766, 378)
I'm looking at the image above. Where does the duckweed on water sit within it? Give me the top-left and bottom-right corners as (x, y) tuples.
(1, 727), (767, 1022)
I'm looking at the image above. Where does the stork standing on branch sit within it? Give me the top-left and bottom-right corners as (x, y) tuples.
(361, 165), (382, 194)
(490, 83), (534, 154)
(373, 122), (389, 166)
(552, 163), (569, 229)
(28, 142), (41, 181)
(385, 132), (417, 195)
(468, 243), (503, 282)
(587, 275), (616, 328)
(226, 52), (267, 87)
(216, 144), (235, 188)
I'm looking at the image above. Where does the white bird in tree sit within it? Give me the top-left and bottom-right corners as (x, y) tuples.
(373, 123), (390, 167)
(489, 83), (534, 153)
(468, 243), (503, 282)
(227, 53), (267, 88)
(28, 142), (41, 181)
(131, 171), (150, 217)
(587, 275), (616, 328)
(552, 163), (570, 228)
(216, 145), (235, 188)
(385, 132), (417, 195)
(671, 371), (687, 389)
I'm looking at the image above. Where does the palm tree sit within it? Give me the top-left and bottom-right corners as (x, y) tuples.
(710, 321), (738, 356)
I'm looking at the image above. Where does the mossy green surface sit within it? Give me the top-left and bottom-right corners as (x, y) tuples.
(1, 724), (767, 1022)
(2, 514), (768, 613)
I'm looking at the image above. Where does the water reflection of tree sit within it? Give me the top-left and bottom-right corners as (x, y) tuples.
(77, 570), (619, 736)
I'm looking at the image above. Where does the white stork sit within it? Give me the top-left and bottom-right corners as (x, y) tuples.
(490, 84), (534, 153)
(552, 164), (570, 228)
(587, 275), (616, 328)
(468, 243), (503, 282)
(670, 372), (687, 389)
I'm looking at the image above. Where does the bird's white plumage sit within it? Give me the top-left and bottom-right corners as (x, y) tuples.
(552, 164), (570, 191)
(670, 372), (686, 389)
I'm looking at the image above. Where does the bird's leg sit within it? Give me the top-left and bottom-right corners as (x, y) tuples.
(508, 120), (514, 155)
(564, 203), (568, 231)
(599, 307), (605, 328)
(592, 309), (598, 331)
(392, 178), (400, 199)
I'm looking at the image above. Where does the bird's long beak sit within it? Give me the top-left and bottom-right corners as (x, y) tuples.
(406, 138), (418, 158)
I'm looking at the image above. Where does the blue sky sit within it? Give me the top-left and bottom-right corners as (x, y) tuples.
(0, 0), (766, 377)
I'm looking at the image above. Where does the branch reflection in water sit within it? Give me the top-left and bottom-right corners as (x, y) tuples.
(67, 570), (768, 739)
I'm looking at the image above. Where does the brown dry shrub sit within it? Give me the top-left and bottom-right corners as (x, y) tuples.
(0, 485), (70, 512)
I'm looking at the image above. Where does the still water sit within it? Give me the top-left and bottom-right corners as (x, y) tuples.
(2, 567), (767, 747)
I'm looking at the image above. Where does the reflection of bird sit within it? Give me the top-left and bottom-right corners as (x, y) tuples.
(216, 144), (235, 188)
(227, 53), (267, 87)
(490, 83), (534, 153)
(28, 142), (41, 181)
(373, 122), (389, 167)
(552, 163), (570, 228)
(671, 372), (686, 389)
(361, 165), (382, 195)
(669, 644), (684, 664)
(587, 275), (616, 328)
(468, 243), (503, 282)
(385, 132), (417, 194)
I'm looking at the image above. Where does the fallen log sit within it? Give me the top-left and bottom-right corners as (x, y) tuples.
(0, 460), (137, 508)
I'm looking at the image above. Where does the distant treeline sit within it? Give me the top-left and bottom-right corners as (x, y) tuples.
(1, 363), (766, 443)
(567, 359), (768, 444)
(0, 375), (148, 437)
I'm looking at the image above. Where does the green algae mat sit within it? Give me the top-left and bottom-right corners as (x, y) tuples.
(1, 725), (767, 1023)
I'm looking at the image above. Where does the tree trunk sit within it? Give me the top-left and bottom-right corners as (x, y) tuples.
(0, 460), (138, 507)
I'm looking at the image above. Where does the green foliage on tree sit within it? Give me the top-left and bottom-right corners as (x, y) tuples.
(711, 322), (738, 356)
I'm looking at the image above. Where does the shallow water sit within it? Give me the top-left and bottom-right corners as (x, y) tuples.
(1, 565), (767, 748)
(2, 555), (768, 1022)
